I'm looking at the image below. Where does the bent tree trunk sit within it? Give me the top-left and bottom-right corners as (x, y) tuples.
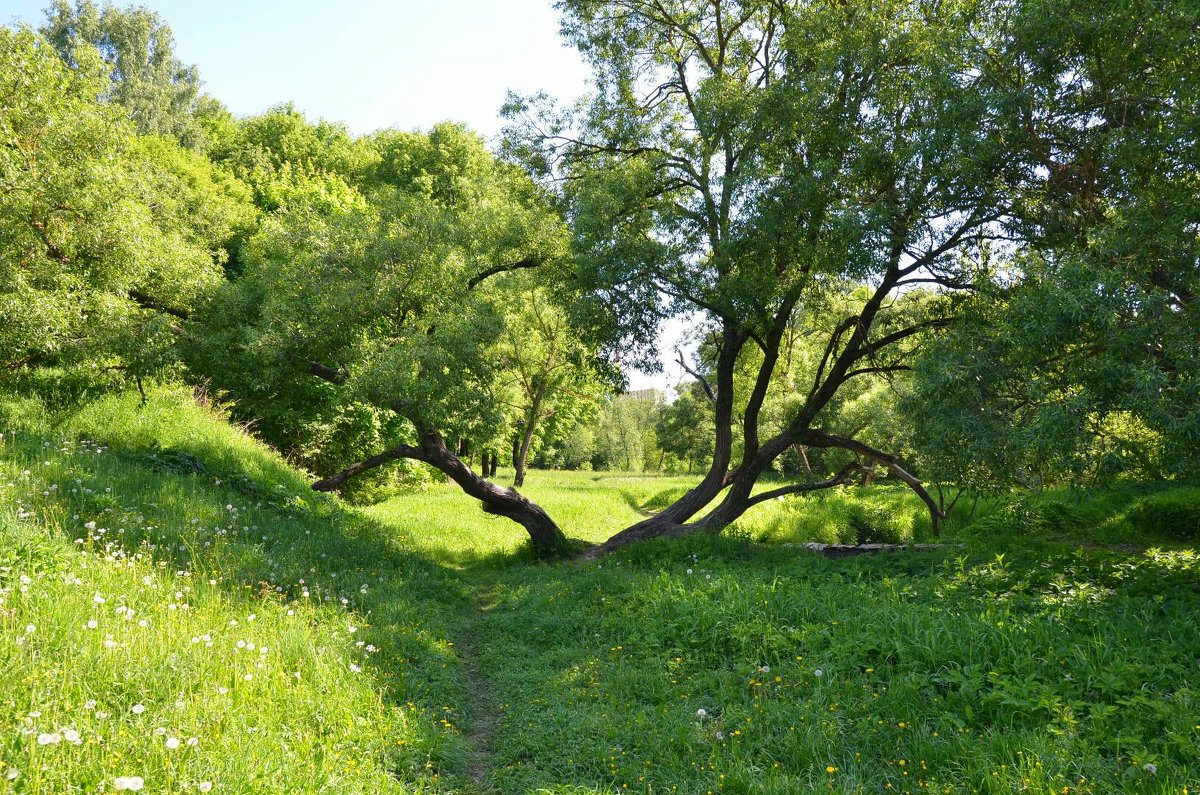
(312, 429), (566, 552)
(587, 271), (950, 556)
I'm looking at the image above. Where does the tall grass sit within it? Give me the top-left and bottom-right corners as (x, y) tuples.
(1, 386), (1197, 794)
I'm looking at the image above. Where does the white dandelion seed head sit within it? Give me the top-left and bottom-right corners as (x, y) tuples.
(130, 704), (145, 715)
(113, 776), (145, 791)
(814, 668), (823, 677)
(198, 782), (213, 792)
(36, 732), (61, 745)
(165, 737), (180, 750)
(696, 708), (707, 718)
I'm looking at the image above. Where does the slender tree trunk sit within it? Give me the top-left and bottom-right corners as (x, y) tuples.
(513, 392), (543, 488)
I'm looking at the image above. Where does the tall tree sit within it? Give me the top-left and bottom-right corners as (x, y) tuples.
(187, 124), (577, 550)
(495, 285), (608, 487)
(41, 0), (206, 146)
(506, 0), (1020, 550)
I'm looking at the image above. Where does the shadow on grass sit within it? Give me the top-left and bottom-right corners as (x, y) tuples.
(1, 393), (488, 791)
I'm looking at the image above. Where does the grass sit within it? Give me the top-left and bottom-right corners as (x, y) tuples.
(2, 387), (1198, 793)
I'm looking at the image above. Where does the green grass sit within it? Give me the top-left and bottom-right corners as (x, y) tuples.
(2, 387), (1198, 793)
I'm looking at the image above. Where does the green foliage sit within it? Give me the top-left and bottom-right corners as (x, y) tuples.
(41, 0), (207, 146)
(0, 26), (252, 383)
(907, 0), (1200, 488)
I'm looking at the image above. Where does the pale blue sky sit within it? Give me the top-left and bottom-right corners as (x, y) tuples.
(3, 0), (690, 390)
(4, 0), (590, 138)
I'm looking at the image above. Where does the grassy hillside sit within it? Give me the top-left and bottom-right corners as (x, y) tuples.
(2, 388), (1198, 793)
(0, 389), (473, 793)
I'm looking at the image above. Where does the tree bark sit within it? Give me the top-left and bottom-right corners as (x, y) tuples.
(313, 430), (568, 552)
(513, 391), (544, 488)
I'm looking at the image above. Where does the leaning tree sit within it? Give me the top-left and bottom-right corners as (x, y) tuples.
(501, 0), (1029, 551)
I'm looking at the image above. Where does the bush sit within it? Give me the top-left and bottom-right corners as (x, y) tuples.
(1129, 490), (1200, 540)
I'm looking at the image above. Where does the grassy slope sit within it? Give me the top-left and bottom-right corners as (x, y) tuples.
(0, 389), (473, 794)
(2, 388), (1198, 794)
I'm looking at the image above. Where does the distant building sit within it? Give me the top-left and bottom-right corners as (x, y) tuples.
(623, 388), (664, 403)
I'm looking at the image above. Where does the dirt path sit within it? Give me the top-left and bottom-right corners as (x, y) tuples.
(457, 576), (502, 791)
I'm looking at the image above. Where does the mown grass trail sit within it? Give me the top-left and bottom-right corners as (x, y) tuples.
(2, 389), (1198, 794)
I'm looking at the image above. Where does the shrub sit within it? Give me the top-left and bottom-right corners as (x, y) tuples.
(1128, 490), (1200, 540)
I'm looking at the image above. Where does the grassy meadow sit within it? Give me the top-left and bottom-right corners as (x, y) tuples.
(2, 389), (1198, 794)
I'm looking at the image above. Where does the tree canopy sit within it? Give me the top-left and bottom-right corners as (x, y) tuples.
(2, 0), (1196, 555)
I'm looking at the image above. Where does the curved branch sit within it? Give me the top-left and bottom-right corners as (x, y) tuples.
(800, 430), (946, 533)
(467, 256), (540, 289)
(744, 463), (863, 508)
(675, 347), (715, 403)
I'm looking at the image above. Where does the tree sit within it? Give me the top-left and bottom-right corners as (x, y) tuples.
(186, 123), (579, 550)
(0, 27), (252, 383)
(592, 391), (661, 471)
(907, 0), (1200, 488)
(505, 0), (1022, 550)
(41, 0), (206, 147)
(656, 383), (714, 473)
(494, 285), (608, 487)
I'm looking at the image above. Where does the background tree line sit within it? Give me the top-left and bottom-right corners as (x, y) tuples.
(3, 0), (1196, 554)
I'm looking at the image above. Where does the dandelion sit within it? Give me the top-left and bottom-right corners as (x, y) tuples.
(5, 768), (18, 782)
(187, 737), (199, 747)
(113, 776), (145, 791)
(696, 708), (707, 719)
(63, 729), (82, 744)
(165, 737), (181, 750)
(86, 620), (98, 629)
(826, 766), (838, 774)
(24, 624), (35, 634)
(198, 782), (213, 792)
(131, 704), (145, 715)
(36, 732), (62, 745)
(760, 665), (770, 674)
(349, 663), (362, 673)
(814, 668), (823, 677)
(1143, 763), (1157, 775)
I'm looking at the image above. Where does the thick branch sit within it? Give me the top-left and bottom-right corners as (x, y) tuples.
(744, 463), (863, 508)
(800, 430), (946, 533)
(311, 443), (419, 491)
(466, 257), (540, 289)
(128, 290), (190, 320)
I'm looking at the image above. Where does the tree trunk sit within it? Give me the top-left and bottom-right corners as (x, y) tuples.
(313, 430), (568, 552)
(513, 389), (546, 488)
